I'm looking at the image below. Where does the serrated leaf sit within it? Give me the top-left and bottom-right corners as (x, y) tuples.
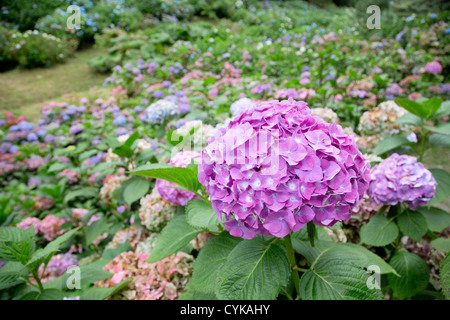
(395, 98), (427, 119)
(428, 169), (450, 205)
(299, 247), (382, 300)
(215, 237), (290, 300)
(360, 214), (399, 246)
(430, 238), (450, 253)
(373, 136), (410, 156)
(397, 209), (427, 241)
(64, 188), (97, 204)
(429, 134), (450, 147)
(79, 279), (131, 300)
(85, 217), (108, 246)
(424, 123), (450, 135)
(36, 288), (63, 300)
(20, 291), (40, 300)
(147, 215), (200, 263)
(130, 163), (201, 193)
(124, 131), (139, 148)
(423, 97), (442, 118)
(47, 163), (70, 173)
(188, 232), (241, 293)
(27, 227), (80, 271)
(185, 199), (220, 231)
(432, 101), (450, 119)
(418, 207), (450, 233)
(44, 264), (113, 290)
(440, 254), (450, 299)
(178, 290), (217, 300)
(0, 261), (28, 290)
(395, 113), (423, 126)
(0, 227), (34, 242)
(122, 177), (150, 206)
(113, 144), (134, 158)
(388, 251), (429, 299)
(291, 239), (398, 275)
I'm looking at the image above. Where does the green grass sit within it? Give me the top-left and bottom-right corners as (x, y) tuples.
(0, 46), (108, 121)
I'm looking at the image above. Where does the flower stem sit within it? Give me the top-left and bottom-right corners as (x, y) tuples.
(31, 271), (44, 293)
(293, 266), (308, 273)
(284, 233), (301, 300)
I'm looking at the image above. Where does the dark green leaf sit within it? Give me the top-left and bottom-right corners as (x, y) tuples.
(122, 177), (150, 206)
(440, 254), (450, 299)
(130, 163), (201, 194)
(148, 215), (201, 263)
(429, 134), (450, 147)
(216, 237), (290, 300)
(185, 200), (220, 231)
(79, 279), (131, 300)
(388, 251), (429, 299)
(188, 232), (241, 293)
(429, 169), (450, 205)
(360, 214), (399, 246)
(430, 238), (450, 253)
(85, 217), (108, 246)
(418, 207), (450, 233)
(397, 209), (427, 241)
(299, 247), (382, 300)
(395, 98), (427, 119)
(373, 136), (410, 156)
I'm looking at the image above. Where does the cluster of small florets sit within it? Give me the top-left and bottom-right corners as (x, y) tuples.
(173, 120), (216, 150)
(17, 215), (69, 241)
(95, 251), (193, 300)
(103, 134), (156, 169)
(145, 100), (180, 124)
(368, 153), (437, 210)
(37, 253), (78, 283)
(310, 107), (340, 124)
(358, 100), (413, 137)
(345, 194), (383, 229)
(156, 151), (202, 206)
(106, 226), (150, 251)
(99, 168), (129, 204)
(139, 188), (177, 232)
(199, 99), (371, 239)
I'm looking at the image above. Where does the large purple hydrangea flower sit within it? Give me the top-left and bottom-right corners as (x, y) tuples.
(368, 153), (437, 210)
(156, 151), (202, 206)
(198, 99), (371, 239)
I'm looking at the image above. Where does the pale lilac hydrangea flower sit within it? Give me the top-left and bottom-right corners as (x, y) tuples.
(368, 153), (437, 210)
(156, 151), (202, 205)
(37, 253), (78, 283)
(230, 98), (255, 117)
(199, 99), (370, 239)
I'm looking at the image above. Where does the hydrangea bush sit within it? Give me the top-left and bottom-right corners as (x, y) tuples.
(199, 99), (370, 239)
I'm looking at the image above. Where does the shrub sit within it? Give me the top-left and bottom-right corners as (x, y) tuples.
(8, 30), (75, 68)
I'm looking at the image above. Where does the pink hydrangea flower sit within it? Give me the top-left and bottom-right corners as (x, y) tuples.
(425, 61), (442, 74)
(368, 153), (437, 210)
(156, 151), (202, 205)
(72, 208), (89, 220)
(37, 215), (69, 241)
(16, 217), (40, 233)
(199, 99), (370, 239)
